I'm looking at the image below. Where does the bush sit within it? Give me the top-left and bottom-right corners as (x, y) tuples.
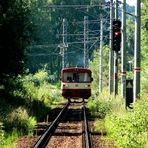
(0, 69), (63, 146)
(11, 70), (63, 109)
(0, 122), (5, 146)
(94, 119), (106, 134)
(105, 97), (148, 148)
(87, 90), (117, 118)
(97, 101), (111, 118)
(87, 99), (98, 114)
(14, 70), (62, 102)
(87, 98), (111, 118)
(6, 107), (36, 135)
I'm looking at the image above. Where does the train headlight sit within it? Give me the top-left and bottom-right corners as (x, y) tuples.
(63, 84), (69, 88)
(85, 84), (90, 87)
(75, 84), (78, 87)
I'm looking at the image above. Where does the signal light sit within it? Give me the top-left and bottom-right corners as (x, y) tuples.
(114, 32), (120, 36)
(112, 20), (121, 52)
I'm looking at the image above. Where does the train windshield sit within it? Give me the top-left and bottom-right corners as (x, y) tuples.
(63, 72), (91, 82)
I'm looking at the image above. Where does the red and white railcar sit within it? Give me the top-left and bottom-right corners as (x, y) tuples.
(61, 68), (93, 100)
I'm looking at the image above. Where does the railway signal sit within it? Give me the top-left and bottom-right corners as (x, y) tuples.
(112, 20), (121, 52)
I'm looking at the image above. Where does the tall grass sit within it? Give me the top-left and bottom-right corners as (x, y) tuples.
(87, 89), (125, 118)
(0, 69), (64, 147)
(2, 129), (21, 148)
(88, 89), (148, 147)
(11, 69), (64, 118)
(0, 122), (4, 146)
(105, 95), (148, 148)
(5, 107), (36, 134)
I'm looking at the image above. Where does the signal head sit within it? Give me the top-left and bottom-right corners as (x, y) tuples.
(112, 20), (121, 52)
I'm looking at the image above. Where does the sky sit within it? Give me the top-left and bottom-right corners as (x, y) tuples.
(125, 0), (136, 6)
(106, 0), (136, 6)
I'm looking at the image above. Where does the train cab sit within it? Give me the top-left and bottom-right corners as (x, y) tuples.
(61, 68), (93, 99)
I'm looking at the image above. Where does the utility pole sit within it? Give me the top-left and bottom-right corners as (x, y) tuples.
(121, 0), (126, 98)
(84, 16), (88, 68)
(62, 18), (68, 69)
(109, 0), (114, 94)
(134, 0), (141, 101)
(99, 18), (103, 94)
(114, 0), (118, 96)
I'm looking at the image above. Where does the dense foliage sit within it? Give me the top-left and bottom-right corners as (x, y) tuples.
(87, 2), (148, 147)
(26, 0), (108, 75)
(0, 0), (33, 78)
(0, 69), (63, 147)
(89, 46), (109, 94)
(87, 91), (113, 118)
(0, 0), (111, 84)
(0, 123), (4, 145)
(105, 97), (148, 147)
(0, 0), (148, 147)
(141, 1), (148, 94)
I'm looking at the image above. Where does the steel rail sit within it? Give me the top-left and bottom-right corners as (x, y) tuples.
(33, 102), (69, 148)
(83, 103), (92, 148)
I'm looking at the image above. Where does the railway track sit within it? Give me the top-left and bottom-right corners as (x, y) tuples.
(83, 103), (92, 148)
(33, 100), (92, 148)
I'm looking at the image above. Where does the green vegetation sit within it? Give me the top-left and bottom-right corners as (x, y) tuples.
(88, 91), (148, 147)
(89, 46), (109, 92)
(5, 107), (36, 134)
(0, 69), (63, 147)
(0, 0), (148, 147)
(87, 91), (113, 118)
(0, 0), (33, 78)
(105, 96), (148, 148)
(87, 1), (148, 147)
(0, 123), (4, 145)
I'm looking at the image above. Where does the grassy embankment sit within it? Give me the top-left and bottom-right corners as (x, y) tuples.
(87, 90), (148, 148)
(0, 69), (64, 147)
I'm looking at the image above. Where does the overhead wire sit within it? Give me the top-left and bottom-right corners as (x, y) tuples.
(28, 3), (111, 59)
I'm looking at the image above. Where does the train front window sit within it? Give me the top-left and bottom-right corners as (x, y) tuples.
(63, 72), (73, 82)
(63, 72), (91, 82)
(79, 73), (91, 82)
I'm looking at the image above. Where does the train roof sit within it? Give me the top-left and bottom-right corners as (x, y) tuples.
(61, 67), (92, 73)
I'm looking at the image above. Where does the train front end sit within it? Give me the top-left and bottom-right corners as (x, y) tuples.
(61, 68), (93, 100)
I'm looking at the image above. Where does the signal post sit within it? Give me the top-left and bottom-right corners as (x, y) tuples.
(112, 20), (121, 96)
(134, 0), (141, 101)
(121, 0), (126, 98)
(112, 0), (122, 96)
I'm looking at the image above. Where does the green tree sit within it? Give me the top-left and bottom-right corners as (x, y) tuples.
(141, 2), (148, 93)
(0, 0), (33, 81)
(89, 46), (109, 94)
(25, 0), (107, 77)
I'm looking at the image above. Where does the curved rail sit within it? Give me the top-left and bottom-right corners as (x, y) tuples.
(33, 102), (69, 148)
(83, 103), (92, 148)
